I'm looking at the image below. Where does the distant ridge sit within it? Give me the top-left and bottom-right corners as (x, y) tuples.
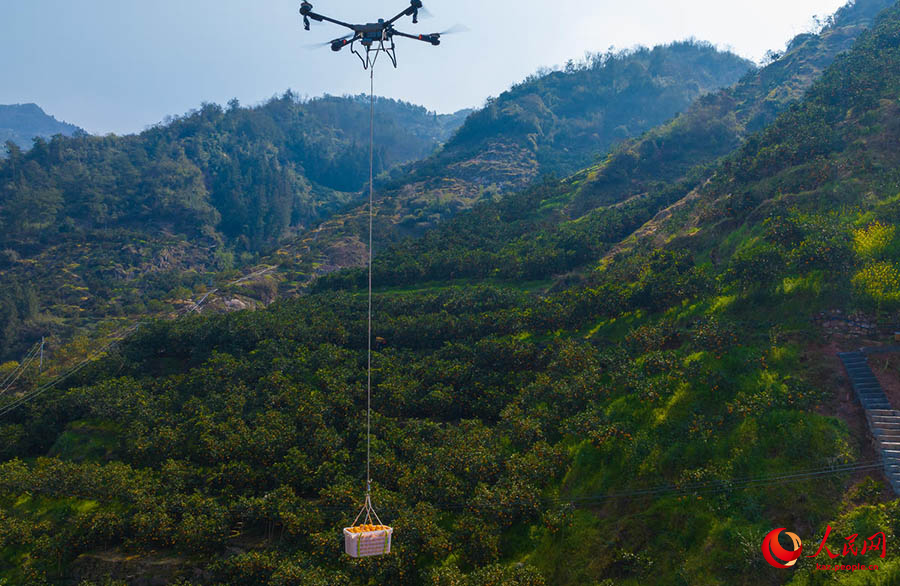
(0, 103), (85, 152)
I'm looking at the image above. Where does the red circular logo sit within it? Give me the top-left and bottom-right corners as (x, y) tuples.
(762, 528), (803, 568)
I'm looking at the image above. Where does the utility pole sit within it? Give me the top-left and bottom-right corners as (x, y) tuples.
(39, 337), (44, 372)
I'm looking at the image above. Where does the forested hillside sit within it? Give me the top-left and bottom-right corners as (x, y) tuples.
(0, 94), (468, 361)
(278, 41), (754, 277)
(315, 0), (894, 290)
(0, 40), (750, 364)
(0, 103), (83, 153)
(2, 1), (900, 584)
(288, 1), (893, 288)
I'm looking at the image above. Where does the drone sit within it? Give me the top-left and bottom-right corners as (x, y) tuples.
(300, 1), (448, 69)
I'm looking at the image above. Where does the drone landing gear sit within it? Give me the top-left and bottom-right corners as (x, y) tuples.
(353, 36), (398, 70)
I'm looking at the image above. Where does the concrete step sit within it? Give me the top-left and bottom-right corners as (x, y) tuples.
(875, 429), (900, 436)
(869, 410), (899, 415)
(874, 429), (900, 436)
(870, 422), (900, 429)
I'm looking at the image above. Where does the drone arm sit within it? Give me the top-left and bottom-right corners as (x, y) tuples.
(300, 5), (356, 31)
(392, 30), (440, 45)
(387, 7), (415, 25)
(387, 1), (422, 25)
(308, 11), (356, 30)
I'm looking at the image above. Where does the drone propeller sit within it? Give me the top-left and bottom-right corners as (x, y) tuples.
(411, 2), (435, 23)
(434, 24), (468, 36)
(421, 24), (469, 43)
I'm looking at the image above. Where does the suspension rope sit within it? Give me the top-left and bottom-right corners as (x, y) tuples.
(367, 63), (375, 498)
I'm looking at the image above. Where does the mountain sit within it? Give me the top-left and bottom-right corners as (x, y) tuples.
(2, 1), (900, 584)
(0, 103), (84, 152)
(0, 42), (750, 363)
(279, 41), (754, 280)
(312, 0), (894, 290)
(0, 94), (469, 361)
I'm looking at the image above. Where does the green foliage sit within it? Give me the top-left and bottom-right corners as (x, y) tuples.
(854, 220), (896, 259)
(444, 41), (752, 178)
(0, 94), (464, 253)
(853, 261), (900, 307)
(0, 94), (472, 361)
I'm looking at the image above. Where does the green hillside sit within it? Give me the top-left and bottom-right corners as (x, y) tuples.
(292, 0), (891, 292)
(0, 40), (750, 365)
(312, 0), (893, 291)
(0, 94), (468, 362)
(276, 41), (754, 277)
(3, 1), (900, 584)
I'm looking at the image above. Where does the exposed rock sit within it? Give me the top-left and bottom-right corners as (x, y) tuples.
(224, 298), (248, 311)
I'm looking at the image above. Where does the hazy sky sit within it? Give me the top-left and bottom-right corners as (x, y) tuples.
(0, 0), (849, 135)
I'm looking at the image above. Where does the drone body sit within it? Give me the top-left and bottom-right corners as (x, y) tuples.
(300, 1), (443, 68)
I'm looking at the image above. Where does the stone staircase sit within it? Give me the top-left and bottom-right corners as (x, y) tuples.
(838, 351), (900, 493)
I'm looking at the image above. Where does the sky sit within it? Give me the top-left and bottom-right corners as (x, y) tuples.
(0, 0), (850, 135)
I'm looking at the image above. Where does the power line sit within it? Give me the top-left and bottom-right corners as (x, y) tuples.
(0, 342), (41, 395)
(0, 265), (277, 418)
(306, 459), (887, 514)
